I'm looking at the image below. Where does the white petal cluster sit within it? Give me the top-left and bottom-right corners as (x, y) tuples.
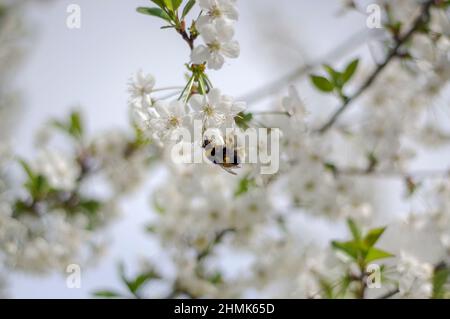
(33, 150), (81, 192)
(190, 88), (245, 128)
(191, 0), (240, 70)
(91, 130), (152, 193)
(153, 163), (270, 249)
(132, 76), (247, 147)
(396, 252), (434, 299)
(0, 204), (109, 273)
(128, 70), (155, 106)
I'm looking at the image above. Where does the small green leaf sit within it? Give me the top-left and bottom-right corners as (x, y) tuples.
(234, 112), (253, 130)
(150, 0), (166, 9)
(364, 227), (386, 247)
(235, 176), (256, 197)
(69, 111), (83, 139)
(163, 0), (174, 11)
(128, 270), (160, 294)
(50, 111), (84, 140)
(50, 120), (68, 133)
(342, 59), (359, 84)
(208, 272), (223, 285)
(153, 196), (166, 214)
(433, 265), (450, 299)
(145, 224), (157, 233)
(318, 277), (335, 299)
(118, 262), (129, 286)
(324, 162), (338, 175)
(137, 7), (171, 22)
(19, 159), (35, 180)
(332, 240), (359, 260)
(171, 0), (183, 11)
(364, 247), (394, 263)
(79, 200), (102, 214)
(310, 75), (334, 93)
(182, 0), (196, 18)
(323, 64), (341, 85)
(347, 218), (361, 242)
(93, 290), (122, 298)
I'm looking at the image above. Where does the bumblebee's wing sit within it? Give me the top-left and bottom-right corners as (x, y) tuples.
(219, 165), (238, 175)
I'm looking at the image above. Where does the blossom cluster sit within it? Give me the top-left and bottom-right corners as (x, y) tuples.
(191, 0), (240, 70)
(2, 0), (450, 299)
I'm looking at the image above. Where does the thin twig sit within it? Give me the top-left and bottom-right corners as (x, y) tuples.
(317, 0), (434, 134)
(336, 168), (450, 179)
(377, 288), (399, 299)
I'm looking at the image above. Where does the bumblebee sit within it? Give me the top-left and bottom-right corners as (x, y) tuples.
(202, 137), (241, 175)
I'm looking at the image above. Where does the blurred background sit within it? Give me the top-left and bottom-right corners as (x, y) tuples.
(7, 0), (373, 298)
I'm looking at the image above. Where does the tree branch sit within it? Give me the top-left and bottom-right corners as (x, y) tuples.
(335, 167), (450, 179)
(377, 288), (400, 299)
(317, 0), (435, 134)
(240, 29), (372, 104)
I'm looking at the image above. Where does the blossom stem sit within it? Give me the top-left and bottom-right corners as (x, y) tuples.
(152, 86), (185, 93)
(178, 75), (195, 101)
(252, 111), (291, 117)
(197, 75), (208, 95)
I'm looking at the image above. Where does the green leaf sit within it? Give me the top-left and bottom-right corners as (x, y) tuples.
(364, 247), (394, 263)
(433, 265), (450, 299)
(163, 0), (174, 11)
(347, 218), (361, 242)
(50, 120), (68, 133)
(234, 112), (253, 130)
(171, 0), (183, 11)
(342, 59), (359, 84)
(50, 111), (84, 140)
(235, 176), (256, 197)
(150, 0), (166, 9)
(208, 272), (223, 285)
(364, 227), (386, 247)
(324, 162), (338, 175)
(310, 75), (334, 92)
(145, 224), (157, 233)
(331, 240), (359, 260)
(93, 290), (122, 298)
(24, 174), (50, 199)
(127, 270), (160, 294)
(318, 277), (335, 299)
(69, 111), (83, 138)
(137, 7), (171, 22)
(153, 196), (165, 214)
(323, 64), (341, 85)
(79, 200), (102, 214)
(19, 159), (35, 180)
(182, 0), (196, 18)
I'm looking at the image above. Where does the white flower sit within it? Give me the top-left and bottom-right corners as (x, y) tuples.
(191, 20), (240, 70)
(33, 150), (81, 192)
(92, 130), (150, 193)
(190, 88), (245, 127)
(150, 100), (189, 140)
(197, 0), (239, 28)
(282, 86), (309, 123)
(128, 70), (155, 104)
(397, 252), (433, 299)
